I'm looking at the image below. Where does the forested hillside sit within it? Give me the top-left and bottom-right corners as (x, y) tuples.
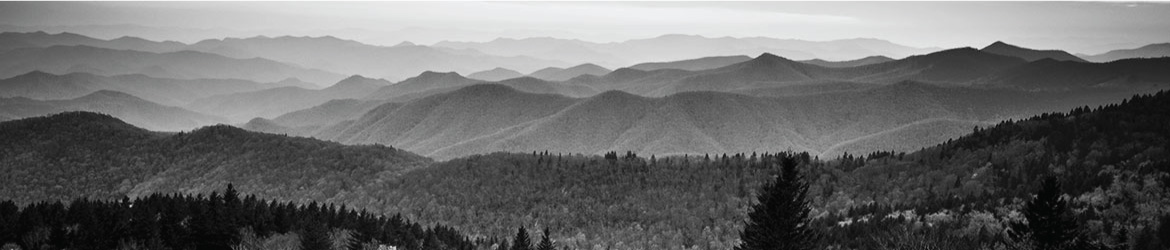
(0, 112), (430, 205)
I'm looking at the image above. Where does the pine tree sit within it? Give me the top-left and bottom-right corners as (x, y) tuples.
(511, 226), (532, 250)
(536, 228), (554, 250)
(300, 221), (331, 250)
(735, 156), (819, 250)
(1010, 176), (1082, 250)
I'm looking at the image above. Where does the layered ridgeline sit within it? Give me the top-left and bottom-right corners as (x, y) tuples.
(0, 71), (300, 106)
(0, 45), (344, 85)
(0, 31), (567, 82)
(186, 75), (391, 122)
(343, 91), (1170, 249)
(434, 35), (941, 66)
(0, 112), (430, 205)
(0, 90), (225, 131)
(307, 82), (1150, 160)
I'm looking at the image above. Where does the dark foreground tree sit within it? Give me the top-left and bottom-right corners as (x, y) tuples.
(735, 156), (819, 250)
(536, 228), (555, 250)
(1010, 176), (1083, 250)
(511, 226), (532, 250)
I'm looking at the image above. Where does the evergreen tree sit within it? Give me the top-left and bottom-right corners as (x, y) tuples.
(299, 221), (332, 250)
(536, 228), (555, 250)
(510, 226), (532, 250)
(734, 156), (819, 250)
(1010, 176), (1082, 250)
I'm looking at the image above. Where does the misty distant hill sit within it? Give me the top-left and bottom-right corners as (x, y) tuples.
(467, 67), (524, 81)
(436, 34), (940, 67)
(0, 45), (345, 85)
(528, 63), (613, 81)
(0, 71), (291, 106)
(0, 90), (225, 131)
(0, 31), (186, 53)
(186, 35), (569, 81)
(799, 56), (894, 68)
(980, 41), (1086, 62)
(627, 55), (752, 71)
(1079, 43), (1170, 62)
(187, 75), (389, 122)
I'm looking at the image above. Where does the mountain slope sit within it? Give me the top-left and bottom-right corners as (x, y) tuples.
(980, 41), (1086, 62)
(0, 90), (226, 131)
(0, 111), (430, 204)
(0, 45), (345, 84)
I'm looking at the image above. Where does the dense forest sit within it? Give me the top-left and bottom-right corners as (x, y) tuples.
(2, 90), (1169, 249)
(0, 185), (475, 250)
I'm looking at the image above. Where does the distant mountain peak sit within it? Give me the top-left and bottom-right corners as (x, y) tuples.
(755, 52), (783, 60)
(395, 41), (417, 47)
(340, 74), (375, 82)
(980, 41), (1086, 62)
(419, 71), (463, 78)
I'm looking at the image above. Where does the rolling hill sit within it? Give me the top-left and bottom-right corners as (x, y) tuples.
(0, 90), (225, 131)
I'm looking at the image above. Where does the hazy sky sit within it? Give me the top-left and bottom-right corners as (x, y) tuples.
(1, 1), (1168, 54)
